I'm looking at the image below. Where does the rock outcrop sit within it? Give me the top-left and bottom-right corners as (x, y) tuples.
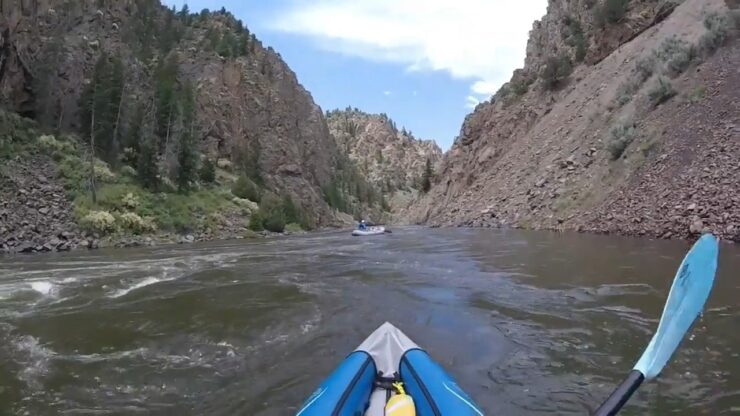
(326, 108), (442, 193)
(410, 0), (739, 242)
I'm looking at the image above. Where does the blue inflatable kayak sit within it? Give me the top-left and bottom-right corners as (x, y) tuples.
(297, 322), (483, 415)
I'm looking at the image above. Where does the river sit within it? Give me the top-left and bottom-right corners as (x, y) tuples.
(0, 227), (738, 415)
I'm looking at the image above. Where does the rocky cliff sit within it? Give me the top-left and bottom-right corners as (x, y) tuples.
(0, 0), (350, 227)
(410, 0), (739, 242)
(326, 108), (442, 204)
(0, 0), (379, 252)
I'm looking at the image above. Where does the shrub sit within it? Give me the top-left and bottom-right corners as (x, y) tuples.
(648, 77), (677, 106)
(698, 11), (735, 56)
(199, 158), (216, 183)
(232, 197), (259, 213)
(655, 36), (696, 77)
(282, 194), (302, 224)
(594, 0), (629, 26)
(248, 211), (263, 231)
(541, 55), (573, 90)
(634, 55), (656, 82)
(117, 212), (157, 234)
(686, 85), (706, 103)
(285, 223), (303, 233)
(37, 134), (75, 155)
(79, 210), (117, 235)
(121, 192), (140, 210)
(217, 158), (232, 170)
(607, 120), (637, 160)
(94, 159), (116, 182)
(231, 175), (261, 202)
(615, 76), (641, 106)
(120, 165), (137, 178)
(259, 193), (286, 233)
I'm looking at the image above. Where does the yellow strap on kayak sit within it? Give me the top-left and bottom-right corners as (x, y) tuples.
(386, 382), (415, 416)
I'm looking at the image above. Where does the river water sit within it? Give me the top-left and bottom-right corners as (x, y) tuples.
(0, 227), (738, 415)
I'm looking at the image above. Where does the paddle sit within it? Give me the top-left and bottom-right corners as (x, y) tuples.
(593, 233), (720, 416)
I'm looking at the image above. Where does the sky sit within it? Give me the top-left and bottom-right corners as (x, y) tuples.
(163, 0), (548, 150)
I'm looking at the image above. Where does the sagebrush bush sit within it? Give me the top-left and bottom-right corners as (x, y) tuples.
(655, 36), (696, 77)
(698, 11), (734, 56)
(121, 192), (140, 210)
(37, 134), (76, 155)
(648, 77), (677, 106)
(117, 212), (157, 234)
(541, 55), (573, 90)
(635, 55), (656, 82)
(80, 210), (117, 235)
(231, 175), (261, 202)
(607, 120), (637, 160)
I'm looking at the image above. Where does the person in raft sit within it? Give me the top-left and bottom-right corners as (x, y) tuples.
(358, 220), (367, 230)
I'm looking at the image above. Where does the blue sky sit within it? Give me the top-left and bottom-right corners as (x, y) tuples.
(164, 0), (547, 150)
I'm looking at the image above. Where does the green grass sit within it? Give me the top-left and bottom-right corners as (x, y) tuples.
(74, 182), (238, 233)
(285, 223), (303, 233)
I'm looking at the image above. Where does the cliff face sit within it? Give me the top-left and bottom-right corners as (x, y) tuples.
(0, 0), (344, 226)
(410, 0), (740, 242)
(326, 109), (442, 193)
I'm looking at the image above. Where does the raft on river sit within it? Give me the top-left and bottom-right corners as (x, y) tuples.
(351, 226), (386, 236)
(296, 322), (483, 415)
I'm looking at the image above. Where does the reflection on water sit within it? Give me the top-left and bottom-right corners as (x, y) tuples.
(0, 227), (738, 415)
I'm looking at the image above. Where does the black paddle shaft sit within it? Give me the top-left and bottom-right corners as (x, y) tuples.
(593, 370), (645, 416)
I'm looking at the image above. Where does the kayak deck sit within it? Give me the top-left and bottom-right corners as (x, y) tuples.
(297, 322), (483, 415)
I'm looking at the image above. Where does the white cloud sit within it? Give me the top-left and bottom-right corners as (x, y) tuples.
(383, 90), (392, 96)
(271, 0), (547, 107)
(465, 95), (480, 109)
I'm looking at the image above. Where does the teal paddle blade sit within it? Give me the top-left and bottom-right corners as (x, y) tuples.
(633, 234), (719, 379)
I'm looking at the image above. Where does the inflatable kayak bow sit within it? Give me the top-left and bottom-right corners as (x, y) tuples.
(297, 322), (483, 416)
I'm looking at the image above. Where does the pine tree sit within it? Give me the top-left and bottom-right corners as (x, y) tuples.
(421, 158), (433, 193)
(137, 133), (160, 191)
(80, 52), (124, 164)
(176, 81), (198, 192)
(199, 158), (216, 183)
(176, 129), (197, 191)
(239, 33), (249, 56)
(154, 53), (179, 150)
(122, 102), (144, 166)
(217, 31), (237, 57)
(178, 4), (190, 23)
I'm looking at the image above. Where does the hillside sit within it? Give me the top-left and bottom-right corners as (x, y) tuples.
(0, 1), (390, 252)
(409, 0), (739, 242)
(326, 108), (442, 212)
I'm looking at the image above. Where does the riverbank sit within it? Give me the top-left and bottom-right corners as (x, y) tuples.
(0, 110), (362, 255)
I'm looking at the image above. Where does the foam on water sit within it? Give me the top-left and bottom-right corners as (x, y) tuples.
(13, 335), (56, 390)
(30, 281), (55, 297)
(110, 276), (175, 298)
